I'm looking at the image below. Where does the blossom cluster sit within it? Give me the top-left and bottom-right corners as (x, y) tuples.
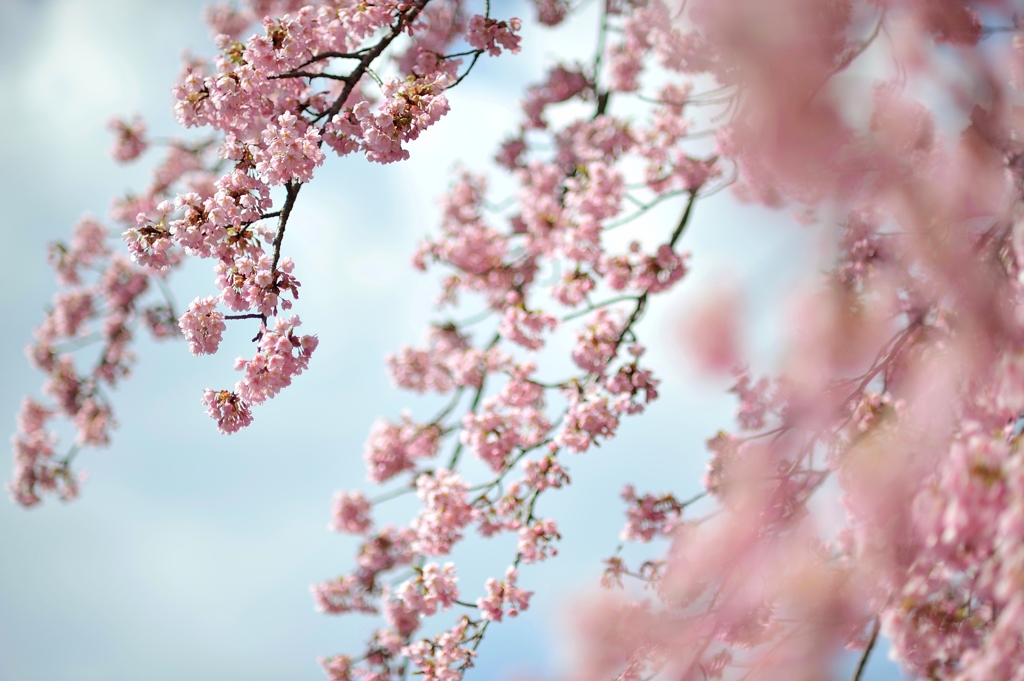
(14, 0), (528, 507)
(309, 1), (724, 676)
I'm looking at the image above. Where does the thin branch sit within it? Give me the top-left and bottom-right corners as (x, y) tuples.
(317, 10), (422, 130)
(981, 22), (1023, 37)
(604, 190), (686, 231)
(369, 485), (417, 505)
(428, 386), (466, 427)
(452, 308), (494, 327)
(156, 277), (178, 317)
(448, 50), (484, 89)
(562, 295), (639, 322)
(57, 445), (81, 470)
(271, 182), (301, 273)
(447, 333), (500, 469)
(810, 9), (886, 101)
(272, 70), (349, 81)
(293, 50), (367, 71)
(53, 333), (104, 354)
(851, 619), (880, 681)
(669, 190), (699, 248)
(592, 0), (610, 87)
(443, 49), (481, 60)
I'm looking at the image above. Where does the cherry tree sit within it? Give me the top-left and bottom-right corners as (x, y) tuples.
(12, 0), (1024, 680)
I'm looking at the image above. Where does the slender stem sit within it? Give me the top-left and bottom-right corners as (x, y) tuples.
(449, 51), (484, 89)
(447, 376), (487, 469)
(446, 333), (500, 469)
(851, 619), (880, 681)
(562, 295), (639, 322)
(369, 485), (416, 505)
(669, 190), (698, 248)
(272, 70), (348, 81)
(53, 333), (104, 353)
(982, 24), (1024, 36)
(810, 10), (885, 102)
(293, 50), (366, 71)
(603, 190), (686, 231)
(57, 445), (81, 470)
(271, 182), (301, 273)
(443, 49), (481, 60)
(593, 0), (609, 87)
(429, 387), (466, 426)
(156, 278), (178, 317)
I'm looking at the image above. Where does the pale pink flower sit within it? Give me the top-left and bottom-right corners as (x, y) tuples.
(234, 315), (317, 405)
(460, 401), (551, 472)
(499, 306), (558, 350)
(465, 15), (522, 56)
(356, 525), (416, 576)
(605, 362), (660, 415)
(529, 0), (568, 27)
(521, 456), (570, 491)
(73, 398), (113, 447)
(215, 253), (299, 317)
(389, 562), (460, 624)
(201, 389), (253, 434)
(311, 575), (376, 615)
(517, 518), (560, 563)
(361, 73), (451, 164)
(476, 567), (533, 621)
(203, 3), (253, 39)
(522, 65), (589, 129)
(558, 389), (620, 453)
(363, 416), (440, 483)
(411, 469), (476, 556)
(178, 296), (226, 356)
(47, 217), (109, 286)
(253, 112), (325, 185)
(318, 655), (353, 681)
(330, 491), (372, 534)
(572, 309), (622, 373)
(402, 618), (476, 681)
(620, 485), (683, 542)
(107, 115), (148, 163)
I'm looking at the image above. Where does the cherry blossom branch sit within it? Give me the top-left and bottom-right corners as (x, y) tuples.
(318, 9), (424, 129)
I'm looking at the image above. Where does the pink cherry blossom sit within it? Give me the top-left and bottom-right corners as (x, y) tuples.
(363, 416), (441, 483)
(465, 15), (522, 56)
(253, 112), (326, 185)
(107, 115), (148, 163)
(498, 306), (558, 351)
(571, 309), (622, 373)
(330, 491), (372, 534)
(233, 315), (317, 406)
(517, 518), (560, 563)
(411, 469), (476, 556)
(178, 296), (226, 356)
(201, 389), (253, 435)
(476, 567), (533, 621)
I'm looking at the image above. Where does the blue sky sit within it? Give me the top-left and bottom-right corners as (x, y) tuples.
(0, 1), (903, 680)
